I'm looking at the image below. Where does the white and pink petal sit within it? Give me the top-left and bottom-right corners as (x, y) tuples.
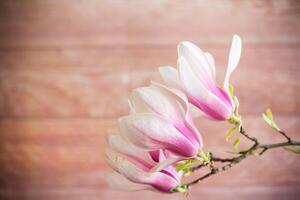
(158, 66), (182, 90)
(105, 148), (180, 193)
(129, 84), (185, 124)
(118, 113), (198, 157)
(224, 34), (242, 90)
(178, 41), (215, 88)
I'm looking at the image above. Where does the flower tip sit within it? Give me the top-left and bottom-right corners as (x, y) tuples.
(233, 34), (241, 41)
(232, 34), (242, 48)
(117, 116), (128, 127)
(130, 87), (142, 99)
(177, 41), (192, 52)
(178, 41), (190, 46)
(157, 66), (165, 72)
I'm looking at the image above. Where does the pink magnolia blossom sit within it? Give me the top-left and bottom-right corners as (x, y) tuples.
(106, 133), (183, 193)
(118, 83), (203, 157)
(159, 35), (242, 121)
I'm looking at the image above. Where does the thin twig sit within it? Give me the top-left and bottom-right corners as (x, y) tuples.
(186, 129), (300, 188)
(211, 156), (233, 163)
(259, 148), (268, 155)
(259, 141), (300, 149)
(186, 170), (215, 187)
(278, 130), (292, 143)
(190, 164), (205, 172)
(239, 126), (258, 144)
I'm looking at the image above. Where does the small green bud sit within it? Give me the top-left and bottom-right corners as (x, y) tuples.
(175, 159), (193, 171)
(262, 109), (281, 131)
(198, 151), (211, 164)
(226, 126), (238, 141)
(232, 137), (240, 151)
(228, 115), (242, 126)
(183, 168), (192, 177)
(171, 184), (188, 193)
(284, 145), (300, 154)
(228, 84), (234, 96)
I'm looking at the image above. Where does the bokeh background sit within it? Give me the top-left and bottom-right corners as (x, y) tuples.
(0, 0), (299, 199)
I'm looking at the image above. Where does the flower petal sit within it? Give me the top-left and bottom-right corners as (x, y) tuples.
(178, 56), (231, 120)
(189, 103), (205, 118)
(129, 82), (202, 148)
(118, 113), (198, 157)
(178, 56), (210, 99)
(190, 94), (232, 120)
(129, 84), (185, 124)
(158, 66), (182, 90)
(204, 52), (216, 79)
(107, 133), (183, 182)
(107, 133), (156, 169)
(150, 172), (180, 193)
(150, 82), (203, 147)
(178, 41), (215, 88)
(150, 156), (184, 174)
(106, 148), (179, 193)
(149, 150), (182, 183)
(149, 150), (160, 162)
(128, 99), (136, 114)
(224, 34), (242, 89)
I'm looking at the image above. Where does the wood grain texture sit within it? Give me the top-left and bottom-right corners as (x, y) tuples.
(0, 116), (299, 190)
(0, 0), (299, 199)
(0, 45), (299, 70)
(1, 186), (300, 200)
(0, 66), (299, 118)
(0, 0), (299, 47)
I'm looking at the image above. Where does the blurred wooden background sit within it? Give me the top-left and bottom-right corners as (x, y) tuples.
(0, 0), (299, 199)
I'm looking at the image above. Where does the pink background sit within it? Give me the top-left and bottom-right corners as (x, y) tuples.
(0, 0), (299, 199)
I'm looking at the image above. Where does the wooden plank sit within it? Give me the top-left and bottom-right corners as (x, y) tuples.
(0, 45), (299, 70)
(0, 0), (299, 199)
(0, 0), (299, 47)
(0, 186), (300, 200)
(0, 119), (113, 189)
(0, 65), (299, 118)
(0, 116), (299, 190)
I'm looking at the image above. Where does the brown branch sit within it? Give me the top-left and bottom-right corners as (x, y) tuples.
(239, 126), (258, 144)
(211, 156), (233, 163)
(185, 170), (215, 186)
(189, 164), (205, 172)
(278, 130), (291, 143)
(259, 141), (300, 149)
(186, 128), (300, 188)
(259, 147), (268, 155)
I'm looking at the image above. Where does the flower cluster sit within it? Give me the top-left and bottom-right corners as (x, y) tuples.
(106, 35), (242, 193)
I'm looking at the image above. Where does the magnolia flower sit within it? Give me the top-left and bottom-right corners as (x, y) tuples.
(106, 133), (183, 193)
(118, 83), (203, 157)
(159, 35), (242, 121)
